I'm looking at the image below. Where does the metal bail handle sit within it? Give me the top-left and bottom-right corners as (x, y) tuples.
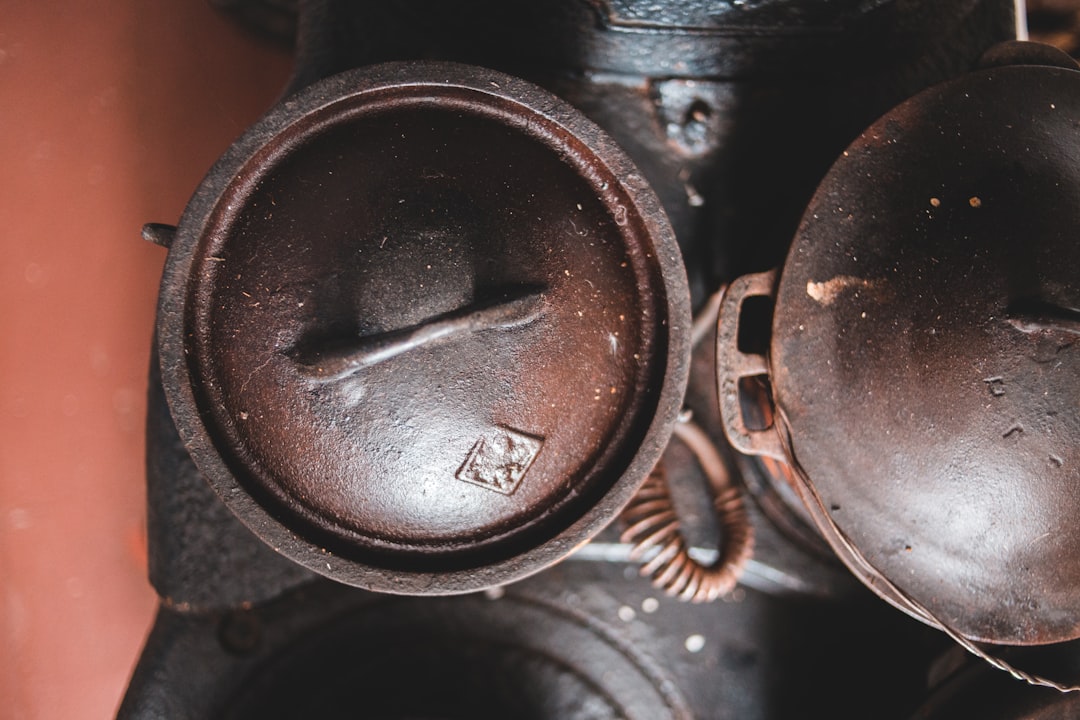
(715, 269), (785, 462)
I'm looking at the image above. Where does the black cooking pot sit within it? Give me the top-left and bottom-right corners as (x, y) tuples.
(717, 43), (1080, 648)
(155, 62), (691, 595)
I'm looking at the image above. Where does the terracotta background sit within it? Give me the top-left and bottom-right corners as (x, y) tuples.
(1, 2), (290, 717)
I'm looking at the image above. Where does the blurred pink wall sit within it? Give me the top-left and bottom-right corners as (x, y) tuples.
(0, 3), (290, 716)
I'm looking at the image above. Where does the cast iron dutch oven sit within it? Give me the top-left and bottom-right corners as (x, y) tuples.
(717, 45), (1080, 648)
(156, 62), (691, 595)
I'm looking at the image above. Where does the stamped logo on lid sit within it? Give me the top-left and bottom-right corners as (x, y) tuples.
(456, 427), (544, 495)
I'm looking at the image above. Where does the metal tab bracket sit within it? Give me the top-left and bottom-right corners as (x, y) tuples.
(715, 268), (785, 461)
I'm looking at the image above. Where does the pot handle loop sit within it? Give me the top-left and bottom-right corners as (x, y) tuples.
(715, 269), (786, 462)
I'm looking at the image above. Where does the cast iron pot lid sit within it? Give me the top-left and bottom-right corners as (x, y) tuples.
(721, 59), (1080, 644)
(157, 62), (691, 595)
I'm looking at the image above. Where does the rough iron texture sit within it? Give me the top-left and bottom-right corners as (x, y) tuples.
(119, 558), (947, 720)
(723, 59), (1080, 646)
(146, 349), (316, 611)
(127, 0), (1028, 716)
(156, 61), (691, 594)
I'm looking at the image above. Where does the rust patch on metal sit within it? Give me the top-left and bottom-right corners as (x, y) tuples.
(805, 275), (884, 306)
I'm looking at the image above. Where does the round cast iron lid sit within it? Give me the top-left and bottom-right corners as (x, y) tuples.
(770, 62), (1080, 644)
(158, 62), (690, 594)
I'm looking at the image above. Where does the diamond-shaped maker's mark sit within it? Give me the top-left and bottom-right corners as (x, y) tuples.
(456, 426), (544, 495)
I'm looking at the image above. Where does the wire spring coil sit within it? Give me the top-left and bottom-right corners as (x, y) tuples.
(620, 419), (754, 603)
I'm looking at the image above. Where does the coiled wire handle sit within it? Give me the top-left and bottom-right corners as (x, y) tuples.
(620, 416), (755, 603)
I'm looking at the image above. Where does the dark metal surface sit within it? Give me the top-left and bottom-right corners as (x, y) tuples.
(740, 59), (1080, 646)
(146, 348), (316, 611)
(157, 61), (691, 594)
(119, 575), (694, 719)
(912, 642), (1080, 718)
(119, 559), (949, 720)
(210, 0), (298, 49)
(287, 0), (1018, 309)
(124, 0), (1040, 716)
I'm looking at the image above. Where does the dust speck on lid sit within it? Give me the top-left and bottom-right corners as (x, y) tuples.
(685, 634), (706, 653)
